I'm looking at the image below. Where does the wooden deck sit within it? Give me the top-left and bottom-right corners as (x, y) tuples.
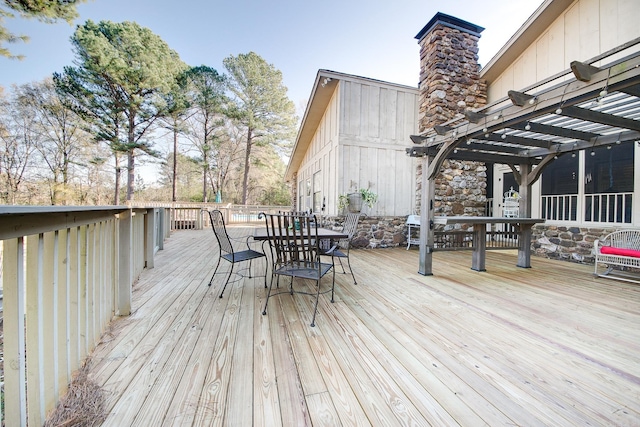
(87, 227), (640, 426)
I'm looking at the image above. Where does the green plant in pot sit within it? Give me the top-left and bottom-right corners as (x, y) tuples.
(338, 194), (350, 213)
(342, 188), (377, 213)
(359, 188), (378, 209)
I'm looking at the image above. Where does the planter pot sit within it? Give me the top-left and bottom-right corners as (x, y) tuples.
(347, 193), (362, 213)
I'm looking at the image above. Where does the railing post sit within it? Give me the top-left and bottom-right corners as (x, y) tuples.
(160, 207), (170, 241)
(117, 209), (132, 316)
(144, 208), (156, 269)
(3, 237), (28, 426)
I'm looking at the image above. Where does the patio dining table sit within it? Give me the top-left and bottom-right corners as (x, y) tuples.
(433, 216), (545, 271)
(253, 226), (348, 264)
(253, 227), (348, 241)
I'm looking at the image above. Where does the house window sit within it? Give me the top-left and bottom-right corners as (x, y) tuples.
(306, 178), (311, 209)
(312, 171), (322, 213)
(541, 154), (579, 221)
(584, 143), (633, 223)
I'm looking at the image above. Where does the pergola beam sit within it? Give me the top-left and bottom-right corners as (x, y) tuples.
(560, 105), (640, 132)
(509, 121), (598, 140)
(570, 60), (601, 82)
(477, 132), (556, 149)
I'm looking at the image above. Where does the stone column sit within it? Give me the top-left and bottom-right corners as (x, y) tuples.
(414, 13), (488, 217)
(291, 171), (298, 209)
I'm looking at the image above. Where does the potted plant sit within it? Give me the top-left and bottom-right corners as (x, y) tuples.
(359, 188), (378, 209)
(341, 188), (378, 213)
(338, 194), (350, 213)
(347, 192), (363, 212)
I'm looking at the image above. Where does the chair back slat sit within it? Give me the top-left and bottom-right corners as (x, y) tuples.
(263, 212), (320, 268)
(209, 210), (234, 255)
(342, 213), (361, 239)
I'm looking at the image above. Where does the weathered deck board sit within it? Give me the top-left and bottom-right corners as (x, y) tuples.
(84, 228), (640, 427)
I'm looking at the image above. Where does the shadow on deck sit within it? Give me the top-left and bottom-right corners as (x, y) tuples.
(87, 227), (640, 426)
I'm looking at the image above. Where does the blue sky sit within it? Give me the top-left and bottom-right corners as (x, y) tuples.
(2, 0), (544, 114)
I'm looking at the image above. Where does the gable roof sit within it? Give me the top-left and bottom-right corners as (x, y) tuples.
(285, 70), (418, 181)
(480, 0), (574, 83)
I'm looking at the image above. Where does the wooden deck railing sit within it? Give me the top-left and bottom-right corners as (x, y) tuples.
(128, 202), (292, 229)
(0, 206), (170, 426)
(0, 203), (288, 426)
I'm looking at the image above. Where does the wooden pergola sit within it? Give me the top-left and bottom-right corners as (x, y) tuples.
(408, 43), (640, 275)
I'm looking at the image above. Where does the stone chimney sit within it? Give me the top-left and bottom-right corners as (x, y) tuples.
(414, 13), (488, 216)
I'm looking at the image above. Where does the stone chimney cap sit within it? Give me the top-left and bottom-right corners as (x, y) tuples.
(415, 12), (484, 42)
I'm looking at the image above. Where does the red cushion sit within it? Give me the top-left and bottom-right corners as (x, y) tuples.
(600, 245), (640, 258)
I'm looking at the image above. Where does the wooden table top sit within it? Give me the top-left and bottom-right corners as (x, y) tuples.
(253, 227), (348, 240)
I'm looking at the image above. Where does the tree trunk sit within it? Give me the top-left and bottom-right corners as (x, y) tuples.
(172, 126), (177, 202)
(241, 128), (253, 204)
(126, 115), (136, 201)
(126, 150), (135, 201)
(202, 144), (208, 203)
(114, 155), (121, 205)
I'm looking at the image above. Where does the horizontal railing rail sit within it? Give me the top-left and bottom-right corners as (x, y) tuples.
(0, 205), (167, 426)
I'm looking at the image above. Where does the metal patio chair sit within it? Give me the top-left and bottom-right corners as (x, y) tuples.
(322, 212), (361, 284)
(261, 212), (336, 327)
(208, 209), (267, 298)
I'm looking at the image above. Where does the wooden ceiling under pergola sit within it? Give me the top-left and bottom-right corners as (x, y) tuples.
(408, 44), (640, 187)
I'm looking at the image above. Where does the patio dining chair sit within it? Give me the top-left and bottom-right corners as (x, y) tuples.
(321, 212), (361, 284)
(261, 212), (336, 327)
(208, 209), (267, 298)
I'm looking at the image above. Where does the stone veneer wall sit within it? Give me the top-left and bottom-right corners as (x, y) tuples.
(290, 172), (298, 207)
(321, 216), (410, 249)
(319, 216), (620, 261)
(532, 225), (620, 264)
(435, 160), (488, 219)
(415, 16), (487, 217)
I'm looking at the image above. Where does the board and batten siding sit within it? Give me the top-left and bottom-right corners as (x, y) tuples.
(487, 0), (640, 103)
(338, 79), (419, 216)
(297, 86), (340, 214)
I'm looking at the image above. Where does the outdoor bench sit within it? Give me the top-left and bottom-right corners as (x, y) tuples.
(594, 229), (640, 284)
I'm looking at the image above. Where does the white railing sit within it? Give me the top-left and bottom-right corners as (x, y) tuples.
(541, 194), (578, 221)
(585, 193), (633, 223)
(0, 206), (166, 426)
(541, 193), (633, 223)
